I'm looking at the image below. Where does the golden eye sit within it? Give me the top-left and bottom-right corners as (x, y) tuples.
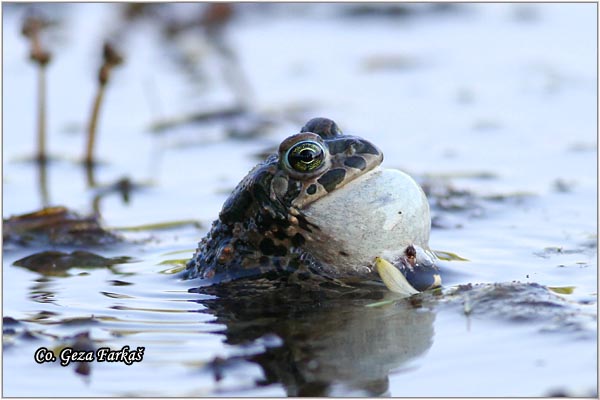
(285, 141), (326, 173)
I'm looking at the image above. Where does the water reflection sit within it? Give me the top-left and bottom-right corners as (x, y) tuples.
(36, 159), (49, 207)
(13, 250), (132, 277)
(29, 276), (56, 304)
(194, 287), (436, 396)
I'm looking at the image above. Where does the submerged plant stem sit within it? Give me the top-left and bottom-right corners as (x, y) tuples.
(37, 156), (49, 207)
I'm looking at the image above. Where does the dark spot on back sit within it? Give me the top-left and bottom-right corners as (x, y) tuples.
(344, 156), (367, 170)
(339, 250), (349, 256)
(274, 245), (287, 257)
(260, 238), (277, 256)
(256, 213), (275, 231)
(306, 184), (317, 195)
(292, 233), (305, 247)
(318, 168), (346, 192)
(274, 229), (288, 240)
(272, 242), (288, 257)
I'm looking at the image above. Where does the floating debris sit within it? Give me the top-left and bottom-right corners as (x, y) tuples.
(3, 206), (121, 248)
(548, 286), (575, 295)
(433, 250), (470, 261)
(442, 282), (595, 335)
(533, 246), (585, 259)
(420, 178), (534, 219)
(552, 178), (576, 193)
(158, 259), (189, 275)
(114, 219), (202, 232)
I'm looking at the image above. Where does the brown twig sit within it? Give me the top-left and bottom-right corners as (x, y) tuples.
(84, 42), (124, 166)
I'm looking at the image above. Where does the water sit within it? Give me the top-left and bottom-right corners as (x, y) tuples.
(2, 3), (597, 397)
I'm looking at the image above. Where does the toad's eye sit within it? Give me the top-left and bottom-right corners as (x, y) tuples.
(285, 141), (326, 173)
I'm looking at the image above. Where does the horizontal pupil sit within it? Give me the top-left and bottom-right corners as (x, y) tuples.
(298, 149), (315, 162)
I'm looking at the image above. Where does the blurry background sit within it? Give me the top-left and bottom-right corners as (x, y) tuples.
(4, 3), (595, 223)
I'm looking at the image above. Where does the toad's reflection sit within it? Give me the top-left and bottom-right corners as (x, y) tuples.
(193, 286), (436, 396)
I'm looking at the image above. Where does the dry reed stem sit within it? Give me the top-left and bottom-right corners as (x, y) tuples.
(84, 42), (123, 166)
(22, 12), (52, 162)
